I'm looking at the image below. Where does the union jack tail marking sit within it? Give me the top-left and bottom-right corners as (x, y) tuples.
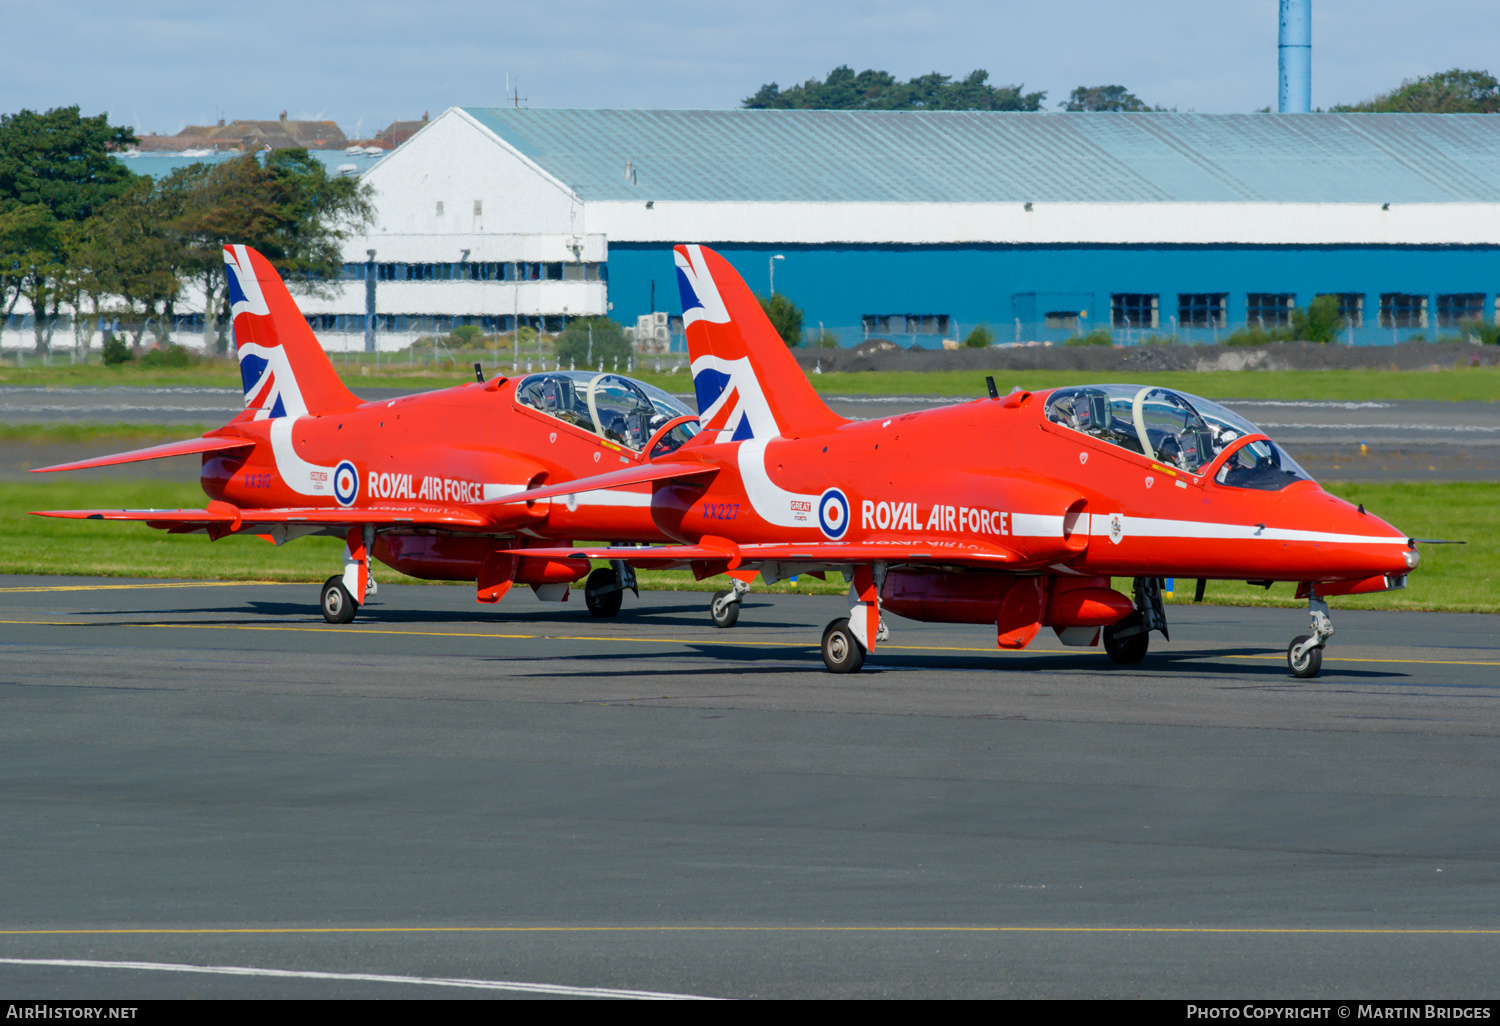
(224, 245), (361, 420)
(675, 245), (843, 442)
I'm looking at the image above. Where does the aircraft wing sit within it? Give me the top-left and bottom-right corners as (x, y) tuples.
(514, 539), (1025, 570)
(32, 501), (493, 533)
(472, 459), (718, 508)
(31, 436), (255, 473)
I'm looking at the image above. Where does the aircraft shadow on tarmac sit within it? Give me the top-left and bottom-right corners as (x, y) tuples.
(499, 642), (1407, 681)
(72, 598), (807, 630)
(62, 601), (1407, 681)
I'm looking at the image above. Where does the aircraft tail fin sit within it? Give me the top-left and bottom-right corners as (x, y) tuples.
(224, 244), (361, 420)
(674, 244), (843, 441)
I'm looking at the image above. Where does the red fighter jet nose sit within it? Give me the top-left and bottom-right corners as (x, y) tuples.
(1296, 486), (1415, 583)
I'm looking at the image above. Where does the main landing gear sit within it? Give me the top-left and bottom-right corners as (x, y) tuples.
(1103, 577), (1169, 665)
(321, 575), (357, 624)
(1288, 589), (1334, 679)
(710, 579), (751, 628)
(584, 560), (638, 618)
(321, 525), (376, 625)
(821, 618), (864, 673)
(320, 568), (378, 624)
(819, 564), (889, 673)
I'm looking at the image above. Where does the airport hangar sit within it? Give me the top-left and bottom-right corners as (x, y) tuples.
(311, 107), (1500, 351)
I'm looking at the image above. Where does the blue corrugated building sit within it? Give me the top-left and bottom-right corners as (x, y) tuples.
(325, 107), (1500, 349)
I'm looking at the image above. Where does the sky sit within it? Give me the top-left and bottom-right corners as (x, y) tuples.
(4, 1), (1497, 137)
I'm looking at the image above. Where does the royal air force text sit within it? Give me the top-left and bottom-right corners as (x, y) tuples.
(862, 500), (1011, 535)
(368, 472), (483, 503)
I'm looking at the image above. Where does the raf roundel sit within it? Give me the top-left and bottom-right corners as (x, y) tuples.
(333, 460), (360, 506)
(817, 487), (850, 540)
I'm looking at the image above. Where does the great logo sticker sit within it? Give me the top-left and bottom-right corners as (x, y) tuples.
(333, 460), (359, 506)
(818, 487), (850, 540)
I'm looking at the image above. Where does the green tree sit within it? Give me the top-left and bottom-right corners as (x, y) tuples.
(75, 177), (187, 351)
(172, 151), (374, 353)
(1331, 69), (1500, 113)
(745, 65), (1044, 111)
(0, 106), (140, 355)
(1291, 294), (1345, 343)
(554, 316), (631, 368)
(1061, 85), (1166, 112)
(0, 203), (56, 329)
(963, 323), (994, 348)
(756, 292), (804, 347)
(0, 107), (138, 222)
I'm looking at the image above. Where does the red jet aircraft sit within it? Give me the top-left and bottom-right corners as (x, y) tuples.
(32, 244), (712, 622)
(488, 244), (1422, 678)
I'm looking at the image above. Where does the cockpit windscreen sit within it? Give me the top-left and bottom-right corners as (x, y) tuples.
(515, 371), (699, 455)
(1044, 384), (1313, 490)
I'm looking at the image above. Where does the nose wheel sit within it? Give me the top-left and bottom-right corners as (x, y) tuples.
(1288, 592), (1334, 679)
(709, 578), (751, 628)
(1287, 635), (1323, 678)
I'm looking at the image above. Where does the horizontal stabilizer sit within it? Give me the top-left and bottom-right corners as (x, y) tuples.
(31, 436), (255, 474)
(32, 502), (493, 532)
(474, 460), (718, 507)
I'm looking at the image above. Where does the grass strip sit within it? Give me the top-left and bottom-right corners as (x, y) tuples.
(3, 479), (1493, 612)
(5, 361), (1500, 402)
(0, 423), (215, 444)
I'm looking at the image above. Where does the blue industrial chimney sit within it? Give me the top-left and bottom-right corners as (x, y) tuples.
(1279, 0), (1311, 113)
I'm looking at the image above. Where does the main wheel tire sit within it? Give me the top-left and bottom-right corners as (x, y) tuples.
(320, 575), (357, 624)
(584, 568), (623, 618)
(821, 617), (866, 674)
(1288, 634), (1323, 679)
(1103, 614), (1149, 664)
(710, 589), (740, 628)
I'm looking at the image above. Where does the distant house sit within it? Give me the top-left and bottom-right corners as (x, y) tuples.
(377, 112), (430, 149)
(136, 112), (348, 153)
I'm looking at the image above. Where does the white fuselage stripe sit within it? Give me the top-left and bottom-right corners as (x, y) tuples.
(1087, 512), (1405, 546)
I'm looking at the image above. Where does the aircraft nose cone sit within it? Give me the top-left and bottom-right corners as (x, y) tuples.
(1317, 490), (1411, 577)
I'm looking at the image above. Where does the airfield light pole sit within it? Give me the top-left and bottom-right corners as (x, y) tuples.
(769, 254), (784, 294)
(364, 249), (377, 356)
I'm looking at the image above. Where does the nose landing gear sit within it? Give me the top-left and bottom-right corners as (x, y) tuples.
(1288, 591), (1334, 679)
(709, 578), (751, 628)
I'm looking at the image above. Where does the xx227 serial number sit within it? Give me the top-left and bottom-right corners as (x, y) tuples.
(702, 502), (740, 521)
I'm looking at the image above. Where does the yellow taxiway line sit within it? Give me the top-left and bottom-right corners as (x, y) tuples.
(2, 618), (1499, 668)
(0, 582), (282, 594)
(1, 925), (1498, 937)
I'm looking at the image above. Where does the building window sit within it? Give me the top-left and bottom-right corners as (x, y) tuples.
(1178, 293), (1227, 329)
(1380, 293), (1427, 329)
(860, 314), (950, 335)
(473, 200), (482, 217)
(1246, 293), (1295, 326)
(435, 201), (444, 217)
(1110, 294), (1158, 329)
(1437, 293), (1485, 327)
(1317, 293), (1363, 328)
(1044, 310), (1082, 331)
(544, 262), (564, 281)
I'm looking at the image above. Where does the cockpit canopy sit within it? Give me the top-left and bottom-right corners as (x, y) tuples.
(1044, 384), (1313, 491)
(515, 371), (700, 456)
